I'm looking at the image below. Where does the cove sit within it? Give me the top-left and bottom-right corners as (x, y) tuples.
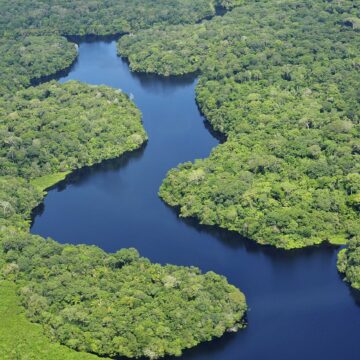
(31, 40), (360, 360)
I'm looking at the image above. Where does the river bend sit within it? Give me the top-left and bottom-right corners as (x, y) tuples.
(31, 40), (360, 360)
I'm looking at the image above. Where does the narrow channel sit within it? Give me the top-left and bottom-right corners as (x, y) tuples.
(31, 39), (360, 360)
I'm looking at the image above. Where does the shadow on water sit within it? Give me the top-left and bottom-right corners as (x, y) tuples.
(196, 5), (228, 23)
(203, 119), (227, 144)
(30, 57), (79, 87)
(66, 33), (124, 44)
(166, 333), (239, 360)
(166, 201), (340, 260)
(30, 144), (147, 226)
(349, 287), (360, 307)
(111, 332), (239, 360)
(337, 269), (360, 307)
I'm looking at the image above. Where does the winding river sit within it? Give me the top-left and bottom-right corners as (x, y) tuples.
(31, 39), (360, 360)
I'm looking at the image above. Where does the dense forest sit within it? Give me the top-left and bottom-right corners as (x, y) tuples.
(0, 280), (99, 359)
(0, 0), (236, 37)
(119, 0), (360, 250)
(0, 0), (247, 358)
(338, 237), (360, 290)
(0, 36), (77, 95)
(0, 81), (147, 179)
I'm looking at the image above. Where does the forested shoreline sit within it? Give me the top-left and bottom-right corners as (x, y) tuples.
(1, 0), (359, 358)
(0, 1), (247, 359)
(0, 35), (77, 95)
(118, 0), (360, 250)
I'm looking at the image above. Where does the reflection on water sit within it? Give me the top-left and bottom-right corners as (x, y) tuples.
(31, 40), (360, 360)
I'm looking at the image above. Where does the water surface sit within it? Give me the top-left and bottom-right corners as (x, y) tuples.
(31, 40), (360, 360)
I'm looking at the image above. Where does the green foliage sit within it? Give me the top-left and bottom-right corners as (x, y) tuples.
(0, 176), (42, 229)
(160, 139), (359, 248)
(119, 0), (360, 248)
(0, 35), (77, 94)
(337, 238), (360, 290)
(0, 0), (223, 37)
(0, 81), (147, 179)
(0, 230), (246, 359)
(0, 281), (99, 360)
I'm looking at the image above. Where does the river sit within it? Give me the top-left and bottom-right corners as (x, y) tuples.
(31, 39), (360, 360)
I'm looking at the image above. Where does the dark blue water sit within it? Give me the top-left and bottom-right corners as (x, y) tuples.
(31, 40), (360, 360)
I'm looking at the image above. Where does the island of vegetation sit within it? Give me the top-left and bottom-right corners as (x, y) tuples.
(0, 0), (248, 358)
(118, 0), (360, 250)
